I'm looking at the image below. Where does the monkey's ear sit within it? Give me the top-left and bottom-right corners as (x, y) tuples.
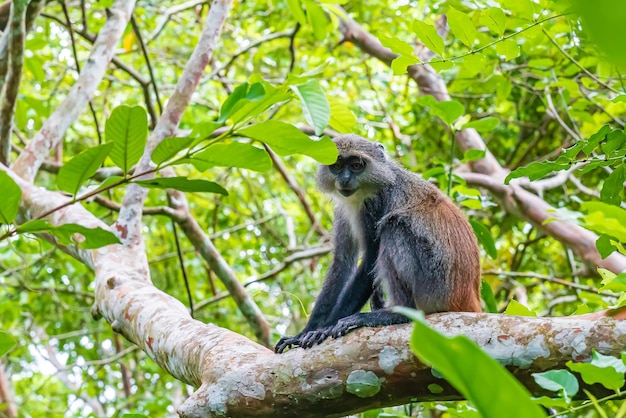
(376, 142), (387, 158)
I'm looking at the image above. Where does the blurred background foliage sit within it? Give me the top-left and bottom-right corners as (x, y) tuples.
(2, 0), (626, 416)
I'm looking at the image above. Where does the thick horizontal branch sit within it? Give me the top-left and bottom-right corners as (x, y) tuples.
(90, 263), (626, 418)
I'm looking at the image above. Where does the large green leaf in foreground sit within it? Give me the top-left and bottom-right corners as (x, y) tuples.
(396, 308), (546, 418)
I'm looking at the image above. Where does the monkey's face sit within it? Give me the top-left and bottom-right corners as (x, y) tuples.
(316, 135), (397, 203)
(327, 155), (365, 197)
(317, 152), (393, 203)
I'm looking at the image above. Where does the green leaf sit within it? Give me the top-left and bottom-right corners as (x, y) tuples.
(470, 220), (496, 259)
(532, 370), (579, 402)
(582, 201), (626, 239)
(292, 80), (330, 136)
(228, 85), (292, 126)
(22, 222), (122, 249)
(190, 121), (224, 141)
(152, 136), (194, 165)
(596, 234), (618, 259)
(51, 224), (121, 249)
(14, 219), (50, 234)
(496, 39), (520, 60)
(506, 0), (536, 20)
(304, 0), (328, 41)
(463, 117), (500, 132)
(482, 7), (507, 37)
(570, 0), (626, 66)
(57, 143), (114, 196)
(98, 175), (125, 192)
(286, 0), (306, 25)
(430, 60), (454, 72)
(573, 303), (593, 315)
(463, 149), (486, 162)
(504, 300), (536, 317)
(345, 370), (381, 398)
(447, 7), (479, 48)
(105, 105), (148, 175)
(505, 156), (571, 184)
(391, 54), (420, 75)
(599, 271), (626, 293)
(134, 177), (228, 195)
(237, 120), (338, 164)
(583, 125), (611, 156)
(191, 142), (272, 172)
(0, 331), (16, 357)
(432, 100), (465, 125)
(532, 396), (569, 408)
(602, 129), (626, 155)
(286, 61), (330, 85)
(219, 83), (258, 122)
(412, 21), (444, 55)
(0, 171), (21, 225)
(592, 350), (626, 373)
(379, 34), (415, 56)
(601, 164), (626, 205)
(480, 279), (497, 313)
(328, 99), (356, 133)
(462, 53), (486, 75)
(567, 359), (625, 391)
(396, 307), (546, 418)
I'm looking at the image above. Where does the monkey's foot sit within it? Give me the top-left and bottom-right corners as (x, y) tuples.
(328, 317), (363, 338)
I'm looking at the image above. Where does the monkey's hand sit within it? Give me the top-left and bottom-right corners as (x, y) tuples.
(295, 320), (359, 348)
(275, 329), (334, 352)
(275, 334), (302, 353)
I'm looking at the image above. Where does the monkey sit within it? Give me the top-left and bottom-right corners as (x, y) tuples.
(274, 134), (481, 353)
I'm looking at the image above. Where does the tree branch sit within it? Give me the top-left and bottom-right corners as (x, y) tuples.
(0, 0), (26, 165)
(13, 0), (136, 182)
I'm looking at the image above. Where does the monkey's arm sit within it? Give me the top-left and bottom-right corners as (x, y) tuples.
(294, 251), (378, 349)
(275, 212), (359, 353)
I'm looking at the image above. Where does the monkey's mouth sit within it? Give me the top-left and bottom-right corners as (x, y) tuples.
(338, 188), (357, 197)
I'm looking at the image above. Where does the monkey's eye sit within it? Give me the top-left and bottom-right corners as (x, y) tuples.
(329, 163), (343, 173)
(350, 161), (365, 172)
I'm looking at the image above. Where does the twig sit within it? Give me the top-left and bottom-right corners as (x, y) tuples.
(542, 27), (621, 95)
(165, 179), (271, 347)
(544, 88), (581, 142)
(288, 23), (300, 72)
(166, 192), (194, 317)
(483, 270), (617, 298)
(262, 144), (327, 237)
(194, 245), (332, 310)
(210, 29), (294, 78)
(131, 14), (162, 121)
(60, 1), (102, 143)
(147, 0), (208, 43)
